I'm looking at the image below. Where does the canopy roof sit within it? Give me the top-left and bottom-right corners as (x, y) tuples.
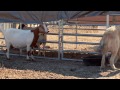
(67, 16), (120, 25)
(0, 11), (120, 24)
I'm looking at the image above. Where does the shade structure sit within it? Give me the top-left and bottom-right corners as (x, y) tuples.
(0, 11), (120, 24)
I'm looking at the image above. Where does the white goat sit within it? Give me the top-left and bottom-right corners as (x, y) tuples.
(18, 24), (47, 56)
(0, 23), (48, 60)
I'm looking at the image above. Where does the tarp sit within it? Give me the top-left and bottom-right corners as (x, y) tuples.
(0, 11), (120, 24)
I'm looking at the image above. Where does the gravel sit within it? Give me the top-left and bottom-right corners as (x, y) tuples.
(0, 54), (120, 79)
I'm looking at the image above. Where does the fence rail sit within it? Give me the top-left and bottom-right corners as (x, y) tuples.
(0, 22), (105, 61)
(63, 33), (103, 37)
(63, 41), (100, 45)
(63, 50), (100, 54)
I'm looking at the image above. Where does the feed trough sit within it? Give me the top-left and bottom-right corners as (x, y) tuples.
(82, 54), (110, 66)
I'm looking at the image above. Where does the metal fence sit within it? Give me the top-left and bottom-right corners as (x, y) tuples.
(0, 22), (106, 61)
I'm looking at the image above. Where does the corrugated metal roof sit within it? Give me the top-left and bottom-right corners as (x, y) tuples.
(0, 11), (120, 24)
(67, 16), (120, 25)
(0, 11), (79, 23)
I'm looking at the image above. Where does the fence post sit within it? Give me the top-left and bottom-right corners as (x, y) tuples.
(106, 14), (109, 29)
(61, 20), (64, 60)
(58, 19), (64, 60)
(75, 22), (78, 49)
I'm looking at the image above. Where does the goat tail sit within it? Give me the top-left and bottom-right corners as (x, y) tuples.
(100, 38), (105, 50)
(97, 38), (105, 52)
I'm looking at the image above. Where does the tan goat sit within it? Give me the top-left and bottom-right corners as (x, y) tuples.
(100, 30), (120, 70)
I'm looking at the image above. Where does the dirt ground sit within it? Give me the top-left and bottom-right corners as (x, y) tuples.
(0, 54), (120, 79)
(0, 25), (120, 79)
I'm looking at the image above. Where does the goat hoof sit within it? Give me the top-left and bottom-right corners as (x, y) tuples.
(112, 68), (118, 70)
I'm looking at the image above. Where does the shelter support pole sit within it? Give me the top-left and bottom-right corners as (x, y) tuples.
(75, 22), (78, 49)
(58, 19), (64, 60)
(61, 20), (64, 60)
(58, 21), (60, 60)
(106, 14), (109, 29)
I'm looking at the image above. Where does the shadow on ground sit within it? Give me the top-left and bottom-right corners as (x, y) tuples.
(0, 54), (120, 79)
